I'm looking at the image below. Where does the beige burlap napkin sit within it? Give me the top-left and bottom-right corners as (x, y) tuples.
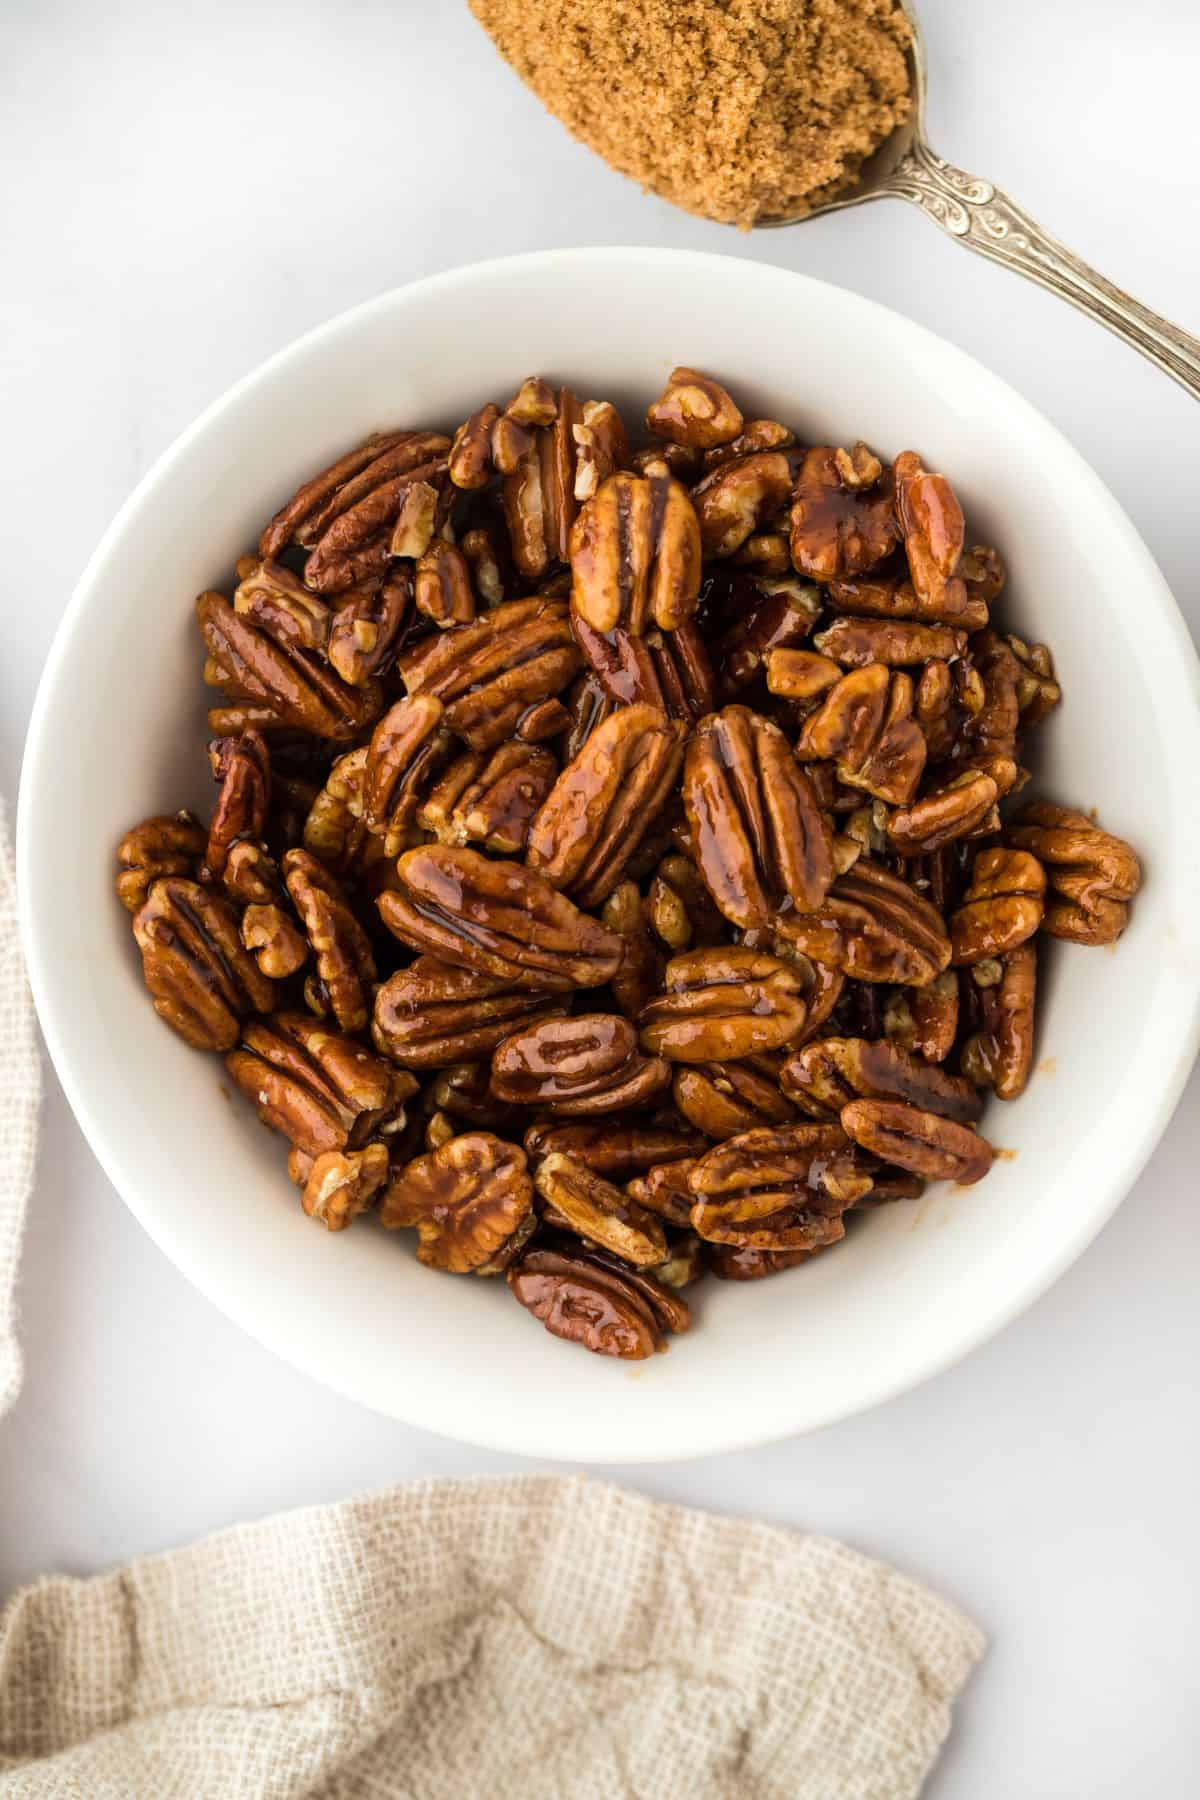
(0, 796), (40, 1418)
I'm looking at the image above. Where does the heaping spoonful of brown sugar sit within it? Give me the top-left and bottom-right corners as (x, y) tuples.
(471, 0), (1200, 400)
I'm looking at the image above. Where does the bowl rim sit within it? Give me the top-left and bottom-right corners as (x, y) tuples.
(17, 246), (1200, 1461)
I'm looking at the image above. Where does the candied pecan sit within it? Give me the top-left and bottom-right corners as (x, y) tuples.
(570, 469), (702, 636)
(525, 704), (686, 909)
(950, 847), (1046, 965)
(764, 648), (842, 702)
(709, 573), (823, 699)
(398, 597), (582, 751)
(389, 480), (441, 559)
(491, 1014), (670, 1116)
(827, 569), (987, 633)
(133, 878), (275, 1052)
(298, 443), (451, 595)
(373, 956), (564, 1067)
(379, 846), (624, 991)
(198, 592), (383, 741)
(226, 1012), (401, 1155)
(281, 849), (375, 1031)
(381, 1132), (534, 1273)
(429, 1106), (465, 1149)
(523, 1120), (705, 1178)
(789, 446), (900, 581)
(703, 419), (795, 471)
(813, 616), (967, 668)
(448, 404), (502, 489)
(683, 706), (834, 929)
(892, 450), (973, 625)
(961, 544), (1006, 603)
(673, 1055), (796, 1139)
(500, 386), (583, 582)
(240, 902), (308, 978)
(645, 1233), (706, 1289)
(646, 853), (727, 951)
(729, 530), (792, 576)
(533, 1152), (667, 1267)
(570, 615), (714, 719)
(572, 400), (629, 503)
(516, 697), (571, 742)
(295, 1143), (389, 1232)
(692, 451), (794, 559)
(233, 557), (331, 654)
(841, 1099), (993, 1185)
(362, 695), (454, 851)
(204, 729), (271, 881)
(961, 941), (1037, 1101)
(327, 569), (412, 686)
(115, 812), (206, 913)
(302, 748), (369, 876)
(955, 632), (1021, 780)
(887, 771), (999, 856)
(1006, 635), (1061, 725)
(460, 520), (515, 606)
(774, 861), (952, 987)
(428, 1062), (519, 1133)
(708, 1244), (822, 1280)
(624, 1158), (698, 1227)
(414, 540), (475, 629)
(508, 1247), (675, 1358)
(883, 970), (960, 1064)
(639, 947), (809, 1062)
(563, 669), (616, 759)
(260, 430), (449, 559)
(796, 665), (926, 805)
(687, 1122), (872, 1251)
(418, 743), (556, 855)
(780, 1036), (982, 1125)
(646, 367), (743, 450)
(629, 441), (704, 482)
(1007, 803), (1141, 945)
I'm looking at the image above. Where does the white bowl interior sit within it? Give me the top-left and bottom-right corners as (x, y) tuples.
(19, 250), (1200, 1461)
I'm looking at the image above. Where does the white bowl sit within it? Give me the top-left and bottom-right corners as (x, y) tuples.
(19, 249), (1200, 1462)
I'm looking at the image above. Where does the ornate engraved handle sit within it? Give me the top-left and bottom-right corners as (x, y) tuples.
(880, 142), (1200, 401)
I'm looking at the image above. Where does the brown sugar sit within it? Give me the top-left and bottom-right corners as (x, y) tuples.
(470, 0), (912, 229)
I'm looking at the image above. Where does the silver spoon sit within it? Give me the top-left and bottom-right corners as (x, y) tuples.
(761, 0), (1200, 401)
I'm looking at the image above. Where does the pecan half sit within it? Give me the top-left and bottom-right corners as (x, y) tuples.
(301, 748), (369, 876)
(789, 446), (900, 581)
(645, 367), (744, 450)
(523, 1120), (706, 1179)
(841, 1099), (993, 1185)
(414, 541), (476, 629)
(600, 880), (663, 1019)
(687, 1122), (871, 1250)
(507, 1246), (679, 1358)
(281, 848), (375, 1031)
(294, 1143), (389, 1232)
(428, 1062), (520, 1134)
(259, 430), (450, 562)
(703, 419), (795, 471)
(708, 1244), (822, 1280)
(327, 569), (412, 686)
(683, 706), (834, 929)
(525, 703), (686, 909)
(1007, 803), (1141, 945)
(418, 743), (557, 854)
(378, 846), (624, 992)
(233, 557), (331, 654)
(204, 729), (271, 881)
(398, 597), (582, 751)
(780, 1036), (982, 1124)
(624, 1158), (698, 1227)
(448, 404), (501, 489)
(226, 1012), (401, 1156)
(381, 1132), (534, 1273)
(639, 947), (809, 1062)
(491, 1014), (670, 1116)
(673, 1055), (796, 1139)
(533, 1152), (667, 1267)
(713, 575), (823, 696)
(764, 649), (842, 703)
(198, 592), (384, 741)
(572, 400), (629, 503)
(813, 616), (966, 668)
(571, 615), (715, 719)
(499, 386), (585, 582)
(116, 813), (206, 913)
(961, 941), (1037, 1100)
(372, 956), (564, 1067)
(886, 771), (999, 856)
(882, 970), (960, 1064)
(950, 847), (1046, 965)
(132, 878), (275, 1051)
(892, 450), (972, 626)
(796, 665), (926, 805)
(826, 569), (988, 633)
(774, 861), (952, 986)
(692, 452), (794, 559)
(1007, 635), (1061, 725)
(362, 695), (454, 851)
(570, 469), (702, 637)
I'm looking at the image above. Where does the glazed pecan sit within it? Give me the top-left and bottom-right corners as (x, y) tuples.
(327, 570), (412, 686)
(204, 729), (271, 880)
(428, 1061), (519, 1133)
(645, 367), (744, 450)
(600, 879), (663, 1019)
(813, 616), (967, 668)
(886, 771), (999, 856)
(961, 544), (1006, 603)
(398, 597), (581, 751)
(562, 669), (616, 759)
(673, 1055), (796, 1139)
(132, 878), (275, 1051)
(372, 956), (564, 1067)
(292, 1142), (389, 1232)
(225, 1012), (403, 1156)
(233, 557), (331, 654)
(645, 853), (727, 951)
(624, 1158), (698, 1227)
(639, 947), (809, 1062)
(260, 430), (449, 558)
(281, 848), (375, 1031)
(780, 1036), (982, 1125)
(683, 706), (834, 929)
(525, 704), (686, 909)
(882, 970), (960, 1064)
(712, 575), (822, 696)
(950, 847), (1046, 965)
(796, 665), (926, 805)
(508, 1246), (682, 1358)
(841, 1099), (993, 1185)
(629, 441), (704, 482)
(491, 1014), (670, 1116)
(687, 1123), (872, 1251)
(533, 1152), (667, 1267)
(571, 615), (715, 720)
(414, 541), (476, 629)
(198, 592), (384, 741)
(570, 469), (702, 636)
(955, 632), (1021, 780)
(961, 941), (1037, 1101)
(285, 436), (451, 596)
(827, 569), (987, 633)
(448, 404), (501, 489)
(115, 813), (206, 913)
(572, 400), (629, 503)
(729, 530), (791, 576)
(240, 902), (308, 978)
(1007, 803), (1141, 945)
(381, 1132), (534, 1273)
(460, 520), (515, 607)
(523, 1120), (706, 1178)
(500, 386), (584, 582)
(892, 450), (972, 625)
(379, 846), (624, 991)
(1007, 635), (1061, 725)
(703, 418), (795, 471)
(361, 695), (453, 853)
(708, 1244), (822, 1280)
(774, 861), (952, 987)
(764, 649), (842, 703)
(418, 743), (557, 854)
(692, 451), (794, 559)
(789, 446), (900, 581)
(301, 748), (369, 877)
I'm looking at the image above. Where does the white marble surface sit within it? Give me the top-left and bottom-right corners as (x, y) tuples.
(2, 1), (1198, 1792)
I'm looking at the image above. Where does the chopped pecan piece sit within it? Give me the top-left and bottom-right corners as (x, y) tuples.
(491, 1014), (670, 1116)
(414, 541), (476, 629)
(525, 703), (686, 909)
(960, 941), (1037, 1101)
(841, 1099), (993, 1185)
(372, 956), (564, 1067)
(327, 569), (412, 687)
(645, 367), (744, 450)
(683, 706), (834, 929)
(198, 592), (384, 741)
(780, 1036), (982, 1124)
(886, 771), (999, 856)
(379, 846), (624, 991)
(381, 1132), (533, 1273)
(116, 813), (206, 913)
(646, 853), (727, 951)
(301, 748), (368, 876)
(570, 469), (702, 635)
(362, 695), (454, 852)
(418, 743), (557, 854)
(523, 1120), (705, 1178)
(703, 419), (795, 471)
(629, 441), (704, 482)
(789, 446), (900, 582)
(600, 879), (663, 1019)
(729, 530), (792, 576)
(233, 557), (331, 654)
(774, 861), (952, 987)
(687, 1122), (872, 1250)
(673, 1055), (796, 1139)
(624, 1159), (698, 1228)
(281, 848), (375, 1032)
(764, 649), (842, 702)
(240, 902), (308, 978)
(460, 521), (514, 607)
(572, 400), (629, 502)
(713, 575), (823, 696)
(533, 1152), (667, 1267)
(796, 665), (926, 805)
(427, 1061), (519, 1134)
(1007, 803), (1141, 945)
(692, 451), (794, 558)
(508, 1246), (680, 1358)
(398, 597), (582, 751)
(132, 878), (275, 1051)
(204, 729), (271, 881)
(882, 970), (960, 1064)
(1007, 635), (1061, 725)
(813, 616), (967, 668)
(226, 1012), (402, 1156)
(639, 947), (809, 1062)
(950, 847), (1046, 965)
(294, 1143), (389, 1232)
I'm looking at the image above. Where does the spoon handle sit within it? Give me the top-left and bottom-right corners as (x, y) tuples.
(879, 140), (1200, 400)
